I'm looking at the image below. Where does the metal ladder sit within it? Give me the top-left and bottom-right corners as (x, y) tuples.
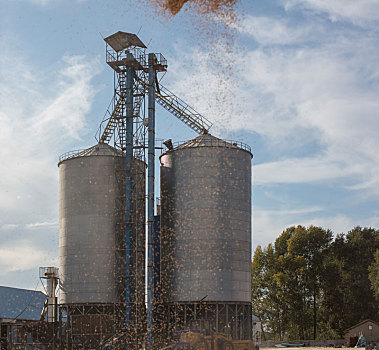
(98, 77), (213, 143)
(154, 82), (212, 134)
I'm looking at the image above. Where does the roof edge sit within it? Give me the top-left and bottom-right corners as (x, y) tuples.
(344, 319), (379, 332)
(160, 135), (253, 159)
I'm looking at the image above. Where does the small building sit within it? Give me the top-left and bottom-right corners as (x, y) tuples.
(344, 319), (379, 346)
(0, 285), (46, 321)
(0, 285), (47, 349)
(252, 315), (262, 345)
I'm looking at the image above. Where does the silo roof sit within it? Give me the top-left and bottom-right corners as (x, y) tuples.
(73, 143), (123, 157)
(168, 134), (252, 155)
(58, 143), (123, 164)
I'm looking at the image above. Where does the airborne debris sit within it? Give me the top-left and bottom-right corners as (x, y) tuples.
(164, 0), (189, 14)
(153, 0), (239, 18)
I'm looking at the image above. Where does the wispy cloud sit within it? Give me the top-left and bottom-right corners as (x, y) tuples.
(4, 0), (85, 6)
(0, 36), (101, 213)
(252, 205), (327, 247)
(0, 224), (19, 230)
(283, 0), (379, 26)
(169, 14), (379, 195)
(0, 33), (100, 281)
(235, 15), (320, 45)
(254, 156), (357, 185)
(168, 7), (379, 246)
(26, 221), (58, 229)
(253, 205), (379, 249)
(0, 242), (58, 273)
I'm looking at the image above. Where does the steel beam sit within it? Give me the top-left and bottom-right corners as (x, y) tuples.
(147, 53), (156, 348)
(125, 53), (135, 346)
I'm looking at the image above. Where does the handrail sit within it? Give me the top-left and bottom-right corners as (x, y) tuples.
(58, 149), (85, 163)
(162, 139), (252, 154)
(135, 76), (213, 135)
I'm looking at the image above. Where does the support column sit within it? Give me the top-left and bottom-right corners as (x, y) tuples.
(147, 53), (156, 348)
(125, 54), (135, 341)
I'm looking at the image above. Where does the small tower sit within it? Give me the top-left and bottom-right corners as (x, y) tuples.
(39, 267), (59, 323)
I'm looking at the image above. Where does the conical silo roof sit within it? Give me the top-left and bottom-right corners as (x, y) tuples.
(58, 143), (123, 165)
(166, 133), (252, 156)
(73, 143), (123, 157)
(174, 133), (235, 149)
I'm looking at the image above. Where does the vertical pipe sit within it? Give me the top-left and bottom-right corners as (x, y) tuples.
(125, 54), (135, 339)
(147, 53), (156, 348)
(235, 304), (238, 340)
(216, 304), (219, 333)
(153, 216), (161, 299)
(226, 305), (228, 338)
(46, 267), (58, 323)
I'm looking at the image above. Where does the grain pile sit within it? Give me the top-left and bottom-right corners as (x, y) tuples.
(156, 0), (238, 17)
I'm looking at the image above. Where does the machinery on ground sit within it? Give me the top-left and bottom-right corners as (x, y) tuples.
(169, 320), (256, 350)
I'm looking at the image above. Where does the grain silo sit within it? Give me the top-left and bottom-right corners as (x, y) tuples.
(160, 133), (252, 340)
(58, 142), (145, 348)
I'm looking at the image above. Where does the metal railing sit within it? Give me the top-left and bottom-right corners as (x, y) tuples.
(134, 76), (213, 135)
(162, 138), (251, 154)
(58, 149), (85, 163)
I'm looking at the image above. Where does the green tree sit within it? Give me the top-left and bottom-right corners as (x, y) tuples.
(287, 225), (333, 339)
(368, 249), (379, 301)
(251, 225), (379, 340)
(251, 243), (289, 340)
(318, 233), (346, 338)
(316, 227), (379, 335)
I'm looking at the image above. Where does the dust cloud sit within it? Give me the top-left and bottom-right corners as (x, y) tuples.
(140, 0), (245, 138)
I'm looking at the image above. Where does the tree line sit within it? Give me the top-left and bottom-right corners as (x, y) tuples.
(251, 226), (379, 341)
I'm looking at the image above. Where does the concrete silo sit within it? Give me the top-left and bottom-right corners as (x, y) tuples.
(160, 133), (253, 340)
(58, 143), (145, 348)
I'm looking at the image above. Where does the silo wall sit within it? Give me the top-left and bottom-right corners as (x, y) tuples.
(160, 135), (252, 304)
(58, 143), (145, 306)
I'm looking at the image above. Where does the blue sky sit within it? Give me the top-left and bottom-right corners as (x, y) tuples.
(0, 0), (378, 289)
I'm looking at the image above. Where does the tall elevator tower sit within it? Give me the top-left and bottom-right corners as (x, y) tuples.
(97, 32), (167, 349)
(95, 31), (214, 349)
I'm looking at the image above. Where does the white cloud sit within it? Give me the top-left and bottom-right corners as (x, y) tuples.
(26, 221), (58, 229)
(0, 0), (53, 5)
(169, 15), (379, 195)
(0, 37), (101, 214)
(4, 0), (85, 5)
(252, 208), (379, 250)
(235, 15), (318, 45)
(0, 34), (100, 281)
(29, 0), (51, 4)
(253, 206), (327, 248)
(283, 0), (379, 26)
(0, 243), (57, 273)
(254, 155), (357, 185)
(0, 224), (19, 230)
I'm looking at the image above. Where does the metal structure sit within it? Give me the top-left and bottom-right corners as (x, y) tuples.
(58, 143), (145, 349)
(0, 286), (58, 349)
(93, 31), (212, 349)
(56, 30), (252, 350)
(134, 76), (213, 134)
(160, 133), (253, 340)
(95, 32), (167, 349)
(39, 267), (59, 323)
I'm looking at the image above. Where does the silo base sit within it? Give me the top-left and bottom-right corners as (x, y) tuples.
(59, 303), (146, 349)
(59, 303), (124, 349)
(160, 302), (252, 342)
